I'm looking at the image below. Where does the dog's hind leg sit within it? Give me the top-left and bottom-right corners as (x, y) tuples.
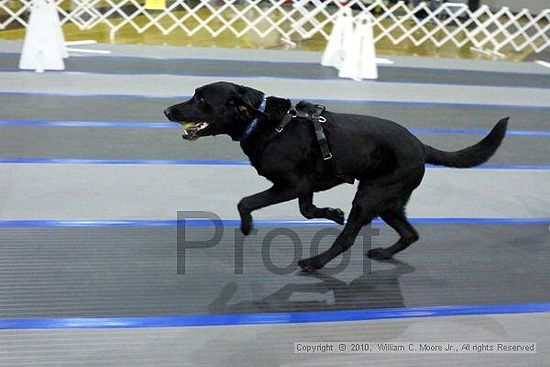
(298, 183), (386, 272)
(299, 193), (345, 225)
(367, 207), (419, 260)
(238, 186), (301, 235)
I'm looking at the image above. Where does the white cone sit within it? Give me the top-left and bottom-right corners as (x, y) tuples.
(358, 14), (377, 80)
(338, 25), (361, 80)
(49, 0), (68, 59)
(338, 13), (378, 81)
(321, 8), (353, 70)
(19, 0), (66, 72)
(338, 11), (355, 71)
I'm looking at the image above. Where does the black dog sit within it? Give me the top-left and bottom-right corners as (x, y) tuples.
(164, 81), (508, 272)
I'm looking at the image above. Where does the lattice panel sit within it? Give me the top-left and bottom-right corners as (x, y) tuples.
(1, 0), (548, 53)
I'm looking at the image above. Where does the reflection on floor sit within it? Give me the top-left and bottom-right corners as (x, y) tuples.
(209, 259), (414, 314)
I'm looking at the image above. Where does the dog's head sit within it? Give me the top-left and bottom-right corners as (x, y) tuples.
(164, 81), (267, 141)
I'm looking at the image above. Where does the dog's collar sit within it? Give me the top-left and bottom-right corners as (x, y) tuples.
(240, 97), (267, 141)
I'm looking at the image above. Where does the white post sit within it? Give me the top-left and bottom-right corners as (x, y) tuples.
(338, 13), (378, 81)
(19, 0), (67, 72)
(357, 13), (378, 80)
(49, 0), (68, 59)
(321, 7), (353, 70)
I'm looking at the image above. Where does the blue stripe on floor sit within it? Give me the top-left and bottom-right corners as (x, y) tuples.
(411, 128), (550, 137)
(0, 302), (548, 329)
(0, 158), (250, 166)
(1, 119), (549, 137)
(2, 66), (550, 90)
(0, 218), (548, 227)
(2, 51), (549, 77)
(0, 158), (548, 170)
(5, 70), (550, 91)
(1, 91), (549, 110)
(0, 120), (175, 128)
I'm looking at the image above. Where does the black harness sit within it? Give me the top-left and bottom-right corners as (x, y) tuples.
(275, 104), (332, 161)
(274, 104), (355, 184)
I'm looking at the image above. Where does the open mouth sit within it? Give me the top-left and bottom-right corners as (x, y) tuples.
(180, 122), (209, 141)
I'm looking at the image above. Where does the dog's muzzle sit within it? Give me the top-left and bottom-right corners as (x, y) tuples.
(180, 122), (209, 141)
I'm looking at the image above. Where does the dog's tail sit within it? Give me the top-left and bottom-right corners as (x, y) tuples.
(424, 117), (508, 168)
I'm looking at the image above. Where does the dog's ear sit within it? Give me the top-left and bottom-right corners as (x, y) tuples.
(231, 85), (264, 121)
(231, 96), (254, 121)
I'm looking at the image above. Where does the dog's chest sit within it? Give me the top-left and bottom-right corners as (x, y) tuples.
(243, 121), (333, 184)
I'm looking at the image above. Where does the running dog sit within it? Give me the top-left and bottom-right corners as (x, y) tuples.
(164, 81), (508, 272)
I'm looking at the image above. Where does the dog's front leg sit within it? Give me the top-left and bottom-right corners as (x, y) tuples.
(238, 186), (300, 235)
(299, 193), (345, 225)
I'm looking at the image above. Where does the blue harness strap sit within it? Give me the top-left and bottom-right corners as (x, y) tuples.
(240, 97), (267, 141)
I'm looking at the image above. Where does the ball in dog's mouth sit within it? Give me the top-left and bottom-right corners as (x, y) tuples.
(181, 122), (209, 141)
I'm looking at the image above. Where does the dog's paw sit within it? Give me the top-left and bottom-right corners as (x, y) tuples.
(366, 248), (393, 260)
(298, 258), (323, 273)
(240, 220), (253, 236)
(327, 208), (345, 225)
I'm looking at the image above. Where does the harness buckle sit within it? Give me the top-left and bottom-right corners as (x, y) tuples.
(275, 110), (296, 133)
(323, 152), (333, 160)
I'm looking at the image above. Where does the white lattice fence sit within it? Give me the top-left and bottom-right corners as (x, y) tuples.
(1, 0), (549, 53)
